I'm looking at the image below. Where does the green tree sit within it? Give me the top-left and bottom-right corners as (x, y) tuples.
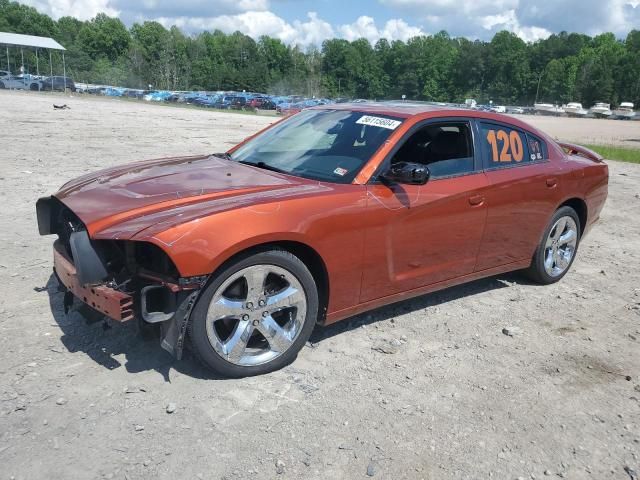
(486, 31), (531, 104)
(78, 13), (130, 62)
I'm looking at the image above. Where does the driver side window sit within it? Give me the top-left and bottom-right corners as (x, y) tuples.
(391, 122), (475, 178)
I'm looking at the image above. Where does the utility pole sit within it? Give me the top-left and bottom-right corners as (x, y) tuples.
(535, 70), (545, 105)
(535, 61), (553, 105)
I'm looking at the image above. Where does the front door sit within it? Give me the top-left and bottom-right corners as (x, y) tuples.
(360, 120), (490, 303)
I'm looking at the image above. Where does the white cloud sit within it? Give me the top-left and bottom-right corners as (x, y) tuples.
(381, 18), (426, 41)
(480, 10), (551, 42)
(16, 0), (640, 46)
(158, 11), (335, 46)
(516, 0), (639, 37)
(19, 0), (269, 22)
(381, 0), (519, 17)
(19, 0), (118, 20)
(339, 16), (425, 42)
(379, 0), (638, 40)
(158, 11), (425, 46)
(285, 12), (335, 46)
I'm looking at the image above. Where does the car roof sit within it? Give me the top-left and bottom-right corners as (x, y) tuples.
(312, 101), (454, 118)
(311, 101), (553, 141)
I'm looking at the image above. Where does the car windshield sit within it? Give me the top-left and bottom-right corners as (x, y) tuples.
(229, 109), (403, 183)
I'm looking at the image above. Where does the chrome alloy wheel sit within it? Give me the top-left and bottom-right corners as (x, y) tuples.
(205, 264), (307, 366)
(543, 216), (578, 277)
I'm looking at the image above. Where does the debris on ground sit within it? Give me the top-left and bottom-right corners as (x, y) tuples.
(502, 326), (522, 337)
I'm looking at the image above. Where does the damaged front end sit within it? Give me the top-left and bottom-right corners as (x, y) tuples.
(36, 196), (207, 359)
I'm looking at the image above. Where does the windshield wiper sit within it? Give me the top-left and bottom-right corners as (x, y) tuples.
(238, 160), (289, 175)
(213, 152), (233, 161)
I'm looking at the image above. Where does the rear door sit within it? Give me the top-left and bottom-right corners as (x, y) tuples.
(474, 120), (564, 271)
(360, 119), (490, 302)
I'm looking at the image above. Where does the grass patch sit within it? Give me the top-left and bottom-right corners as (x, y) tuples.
(585, 144), (640, 164)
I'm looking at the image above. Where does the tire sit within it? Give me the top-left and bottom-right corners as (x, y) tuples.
(525, 206), (581, 284)
(188, 249), (318, 377)
(0, 81), (5, 89)
(30, 83), (39, 91)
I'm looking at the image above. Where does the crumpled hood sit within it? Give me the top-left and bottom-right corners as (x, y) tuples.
(55, 155), (313, 237)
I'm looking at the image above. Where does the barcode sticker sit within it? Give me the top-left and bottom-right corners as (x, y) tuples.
(356, 116), (402, 130)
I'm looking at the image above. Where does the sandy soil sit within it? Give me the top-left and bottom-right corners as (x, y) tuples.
(1, 90), (639, 480)
(513, 114), (640, 148)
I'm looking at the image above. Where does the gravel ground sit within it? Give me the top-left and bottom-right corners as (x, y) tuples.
(1, 90), (639, 480)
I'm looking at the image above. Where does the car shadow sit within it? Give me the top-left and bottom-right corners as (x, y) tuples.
(45, 271), (529, 380)
(310, 272), (527, 343)
(44, 274), (223, 382)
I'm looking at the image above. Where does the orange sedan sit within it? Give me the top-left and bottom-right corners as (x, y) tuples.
(36, 103), (608, 377)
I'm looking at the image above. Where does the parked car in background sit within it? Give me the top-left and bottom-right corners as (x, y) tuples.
(0, 74), (42, 90)
(247, 96), (265, 108)
(40, 76), (76, 92)
(212, 95), (236, 109)
(276, 103), (302, 116)
(258, 99), (276, 110)
(228, 96), (248, 110)
(124, 89), (147, 99)
(37, 103), (608, 377)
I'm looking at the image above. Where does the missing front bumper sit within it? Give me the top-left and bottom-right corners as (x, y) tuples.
(53, 240), (134, 322)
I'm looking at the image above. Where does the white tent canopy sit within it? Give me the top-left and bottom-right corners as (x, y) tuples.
(0, 32), (65, 50)
(1, 32), (69, 91)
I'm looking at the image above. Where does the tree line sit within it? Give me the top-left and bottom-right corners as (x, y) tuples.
(1, 0), (639, 106)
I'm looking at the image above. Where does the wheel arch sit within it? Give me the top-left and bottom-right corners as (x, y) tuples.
(207, 240), (330, 324)
(558, 197), (587, 237)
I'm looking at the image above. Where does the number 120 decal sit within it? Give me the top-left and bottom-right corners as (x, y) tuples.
(486, 129), (524, 163)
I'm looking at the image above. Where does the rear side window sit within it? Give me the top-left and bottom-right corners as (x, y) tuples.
(526, 133), (548, 161)
(480, 122), (529, 168)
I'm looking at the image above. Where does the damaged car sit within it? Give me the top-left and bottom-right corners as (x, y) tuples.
(37, 103), (609, 377)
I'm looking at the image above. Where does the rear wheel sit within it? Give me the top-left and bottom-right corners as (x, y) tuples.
(526, 206), (580, 284)
(0, 81), (5, 89)
(189, 249), (318, 377)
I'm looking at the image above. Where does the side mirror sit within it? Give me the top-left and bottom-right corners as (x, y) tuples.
(382, 162), (430, 185)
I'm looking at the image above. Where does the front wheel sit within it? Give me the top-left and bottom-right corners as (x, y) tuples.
(188, 249), (318, 377)
(525, 206), (581, 284)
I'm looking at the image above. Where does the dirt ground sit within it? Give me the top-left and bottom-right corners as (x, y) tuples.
(1, 90), (639, 480)
(511, 114), (640, 148)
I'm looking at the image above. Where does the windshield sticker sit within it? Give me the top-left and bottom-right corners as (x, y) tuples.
(334, 167), (349, 176)
(356, 115), (402, 130)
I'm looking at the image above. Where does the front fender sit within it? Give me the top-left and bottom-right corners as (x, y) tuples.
(128, 187), (369, 315)
(145, 207), (322, 277)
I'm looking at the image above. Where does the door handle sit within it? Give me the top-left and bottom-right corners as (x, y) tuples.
(468, 195), (485, 206)
(546, 178), (558, 188)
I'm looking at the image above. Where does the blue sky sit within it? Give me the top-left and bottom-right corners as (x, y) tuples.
(20, 0), (640, 45)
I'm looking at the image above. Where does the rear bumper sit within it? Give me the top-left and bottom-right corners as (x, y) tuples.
(53, 240), (134, 322)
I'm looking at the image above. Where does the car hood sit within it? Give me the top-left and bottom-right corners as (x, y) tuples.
(56, 155), (316, 237)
